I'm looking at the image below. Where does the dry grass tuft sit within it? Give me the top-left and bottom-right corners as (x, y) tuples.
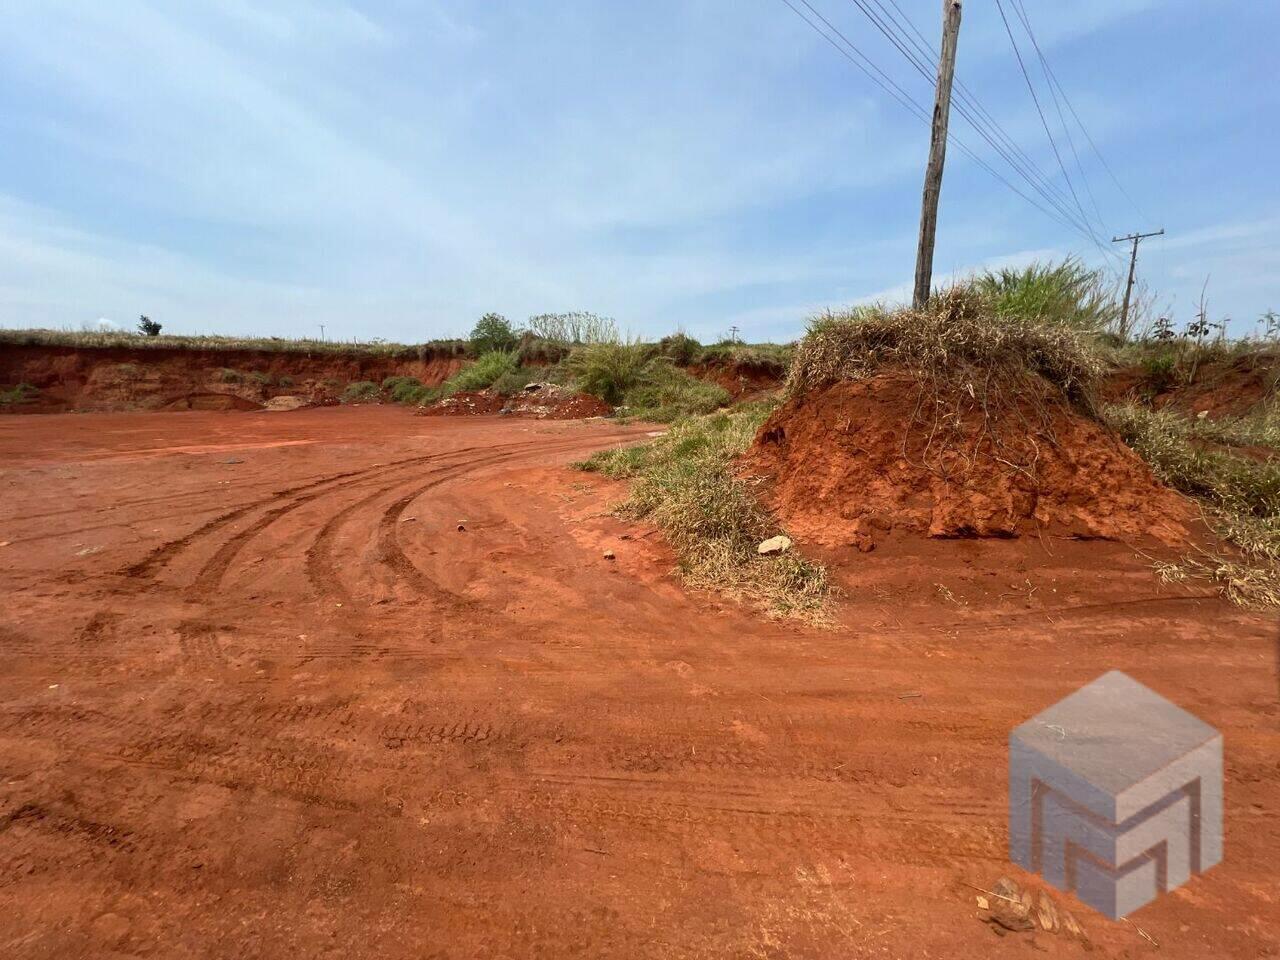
(788, 286), (1103, 407)
(1105, 402), (1280, 606)
(578, 402), (830, 620)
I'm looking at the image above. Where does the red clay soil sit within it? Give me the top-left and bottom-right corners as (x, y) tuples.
(0, 407), (1277, 959)
(0, 343), (465, 413)
(416, 390), (508, 416)
(747, 372), (1194, 549)
(689, 359), (784, 398)
(1102, 352), (1279, 417)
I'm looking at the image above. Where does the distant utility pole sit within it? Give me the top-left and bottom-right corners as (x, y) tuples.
(729, 325), (740, 344)
(319, 324), (326, 343)
(913, 0), (963, 310)
(1112, 229), (1164, 339)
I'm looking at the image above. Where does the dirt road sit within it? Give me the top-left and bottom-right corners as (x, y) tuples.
(1, 407), (1276, 958)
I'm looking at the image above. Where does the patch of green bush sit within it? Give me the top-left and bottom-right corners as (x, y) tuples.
(973, 258), (1120, 334)
(565, 340), (657, 405)
(0, 383), (38, 406)
(621, 364), (731, 422)
(490, 366), (544, 397)
(341, 381), (380, 404)
(439, 351), (518, 397)
(217, 368), (244, 384)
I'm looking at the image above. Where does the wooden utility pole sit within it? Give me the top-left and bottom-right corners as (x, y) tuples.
(913, 0), (962, 310)
(1112, 228), (1164, 339)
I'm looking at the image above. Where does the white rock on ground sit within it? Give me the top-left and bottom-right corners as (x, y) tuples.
(756, 535), (792, 555)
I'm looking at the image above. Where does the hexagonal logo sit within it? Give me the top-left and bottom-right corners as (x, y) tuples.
(1009, 670), (1222, 919)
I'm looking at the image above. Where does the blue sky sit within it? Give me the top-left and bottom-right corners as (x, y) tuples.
(0, 0), (1276, 343)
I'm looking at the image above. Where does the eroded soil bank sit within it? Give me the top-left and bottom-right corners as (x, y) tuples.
(0, 406), (1275, 958)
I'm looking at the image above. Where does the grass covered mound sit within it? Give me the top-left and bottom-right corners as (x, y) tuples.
(579, 403), (830, 620)
(750, 287), (1191, 549)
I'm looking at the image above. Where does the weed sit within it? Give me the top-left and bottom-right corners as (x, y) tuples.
(0, 383), (38, 406)
(341, 381), (380, 404)
(578, 402), (830, 619)
(566, 340), (657, 405)
(217, 368), (244, 384)
(972, 258), (1119, 335)
(1104, 402), (1280, 605)
(249, 371), (274, 386)
(527, 311), (618, 345)
(277, 375), (294, 388)
(490, 366), (544, 397)
(440, 351), (518, 397)
(620, 364), (731, 422)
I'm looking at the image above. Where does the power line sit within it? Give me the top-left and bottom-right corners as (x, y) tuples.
(777, 0), (1110, 248)
(1004, 0), (1152, 227)
(1009, 0), (1108, 237)
(842, 0), (1121, 258)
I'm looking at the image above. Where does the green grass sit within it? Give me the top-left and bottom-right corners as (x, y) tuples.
(565, 340), (656, 405)
(578, 402), (830, 619)
(1104, 402), (1280, 606)
(340, 381), (380, 404)
(620, 364), (731, 422)
(693, 342), (793, 374)
(438, 350), (518, 397)
(0, 383), (38, 406)
(0, 327), (469, 359)
(972, 258), (1119, 334)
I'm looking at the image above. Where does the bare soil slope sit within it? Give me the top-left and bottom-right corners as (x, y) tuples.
(0, 343), (464, 413)
(748, 372), (1194, 549)
(0, 407), (1275, 959)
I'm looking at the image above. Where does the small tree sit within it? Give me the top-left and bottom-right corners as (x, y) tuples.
(137, 315), (162, 337)
(469, 313), (517, 354)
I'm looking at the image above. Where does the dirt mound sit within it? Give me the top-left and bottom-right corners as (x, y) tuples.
(688, 360), (783, 399)
(419, 391), (507, 416)
(164, 393), (264, 411)
(420, 383), (613, 420)
(746, 372), (1193, 549)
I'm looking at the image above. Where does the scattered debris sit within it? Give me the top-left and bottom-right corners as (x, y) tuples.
(757, 535), (792, 555)
(973, 877), (1087, 944)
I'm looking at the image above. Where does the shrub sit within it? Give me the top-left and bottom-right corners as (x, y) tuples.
(578, 402), (829, 619)
(566, 340), (657, 405)
(657, 333), (702, 366)
(439, 351), (518, 397)
(382, 376), (431, 404)
(470, 313), (519, 354)
(249, 371), (273, 386)
(972, 259), (1119, 335)
(515, 333), (571, 366)
(0, 383), (37, 406)
(490, 366), (544, 397)
(278, 375), (294, 388)
(137, 315), (162, 337)
(788, 286), (1103, 407)
(621, 364), (731, 422)
(1140, 352), (1177, 394)
(341, 381), (380, 404)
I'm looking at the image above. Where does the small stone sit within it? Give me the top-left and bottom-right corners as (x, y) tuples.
(757, 535), (792, 555)
(603, 549), (616, 560)
(400, 516), (416, 523)
(456, 523), (466, 532)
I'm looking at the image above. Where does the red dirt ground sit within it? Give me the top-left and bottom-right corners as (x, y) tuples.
(0, 407), (1277, 959)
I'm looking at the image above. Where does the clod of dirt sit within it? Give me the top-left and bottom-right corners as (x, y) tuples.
(603, 548), (616, 560)
(746, 371), (1194, 549)
(757, 535), (792, 555)
(420, 392), (506, 417)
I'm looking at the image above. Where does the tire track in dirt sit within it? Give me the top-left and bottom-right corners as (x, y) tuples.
(119, 449), (484, 580)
